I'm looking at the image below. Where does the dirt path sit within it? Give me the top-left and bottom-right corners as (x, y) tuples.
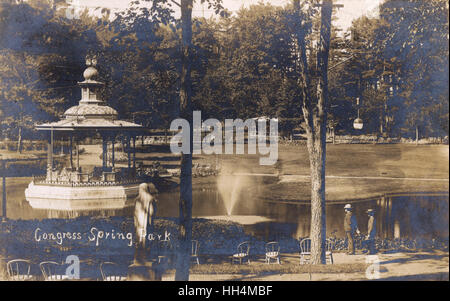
(1, 251), (447, 281)
(162, 250), (449, 281)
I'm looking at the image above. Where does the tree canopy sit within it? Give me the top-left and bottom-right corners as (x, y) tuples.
(0, 0), (448, 141)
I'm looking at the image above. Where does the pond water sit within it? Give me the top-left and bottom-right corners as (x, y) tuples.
(2, 178), (449, 241)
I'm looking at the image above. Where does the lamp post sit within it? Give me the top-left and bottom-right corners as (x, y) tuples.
(353, 97), (363, 130)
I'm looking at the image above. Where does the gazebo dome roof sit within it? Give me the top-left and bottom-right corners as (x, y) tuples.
(83, 66), (98, 80)
(64, 104), (118, 119)
(35, 56), (143, 132)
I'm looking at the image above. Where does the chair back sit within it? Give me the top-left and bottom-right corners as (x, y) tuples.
(299, 238), (312, 254)
(191, 240), (200, 256)
(326, 239), (334, 252)
(100, 262), (126, 281)
(40, 261), (65, 280)
(265, 242), (280, 253)
(158, 240), (173, 253)
(7, 259), (31, 280)
(156, 240), (174, 261)
(237, 241), (250, 255)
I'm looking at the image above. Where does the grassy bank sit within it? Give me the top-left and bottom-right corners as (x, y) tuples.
(170, 262), (368, 275)
(143, 144), (449, 200)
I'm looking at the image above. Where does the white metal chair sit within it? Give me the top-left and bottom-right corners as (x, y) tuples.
(265, 242), (281, 264)
(232, 241), (250, 264)
(299, 238), (311, 264)
(299, 238), (334, 264)
(40, 261), (68, 281)
(100, 262), (127, 281)
(157, 240), (174, 264)
(326, 239), (334, 264)
(6, 259), (33, 281)
(191, 240), (200, 265)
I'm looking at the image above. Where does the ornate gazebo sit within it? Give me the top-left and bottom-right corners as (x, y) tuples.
(25, 58), (145, 210)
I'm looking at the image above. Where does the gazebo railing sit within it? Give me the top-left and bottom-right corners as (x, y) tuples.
(32, 175), (140, 187)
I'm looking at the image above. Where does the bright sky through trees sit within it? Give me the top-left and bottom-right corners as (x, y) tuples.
(75, 0), (382, 31)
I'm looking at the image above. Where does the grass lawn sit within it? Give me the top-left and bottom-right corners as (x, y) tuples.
(0, 150), (46, 160)
(170, 262), (368, 275)
(1, 144), (448, 203)
(199, 143), (449, 201)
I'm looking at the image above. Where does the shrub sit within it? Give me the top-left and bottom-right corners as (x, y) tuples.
(99, 152), (128, 163)
(5, 160), (46, 176)
(33, 142), (46, 151)
(5, 141), (16, 151)
(23, 142), (34, 151)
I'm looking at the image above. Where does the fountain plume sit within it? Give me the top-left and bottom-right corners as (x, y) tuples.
(216, 165), (252, 216)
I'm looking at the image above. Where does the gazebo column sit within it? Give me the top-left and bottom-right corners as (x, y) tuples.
(69, 135), (73, 170)
(111, 135), (115, 170)
(46, 130), (54, 180)
(127, 135), (131, 171)
(76, 138), (80, 171)
(102, 135), (108, 171)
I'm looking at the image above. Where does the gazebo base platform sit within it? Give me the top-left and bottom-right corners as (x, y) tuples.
(25, 181), (139, 210)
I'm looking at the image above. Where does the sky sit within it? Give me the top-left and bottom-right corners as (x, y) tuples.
(74, 0), (382, 32)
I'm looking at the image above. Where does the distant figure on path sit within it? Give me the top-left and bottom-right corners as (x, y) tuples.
(365, 209), (377, 254)
(344, 204), (360, 255)
(134, 182), (158, 264)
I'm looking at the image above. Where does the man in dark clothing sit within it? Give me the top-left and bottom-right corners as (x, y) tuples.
(365, 209), (377, 254)
(344, 204), (360, 255)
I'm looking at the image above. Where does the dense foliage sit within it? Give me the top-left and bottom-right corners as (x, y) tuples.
(0, 0), (448, 141)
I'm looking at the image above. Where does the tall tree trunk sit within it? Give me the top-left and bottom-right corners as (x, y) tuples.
(175, 0), (193, 281)
(384, 102), (389, 136)
(310, 0), (332, 264)
(17, 126), (22, 153)
(415, 125), (419, 145)
(294, 0), (333, 265)
(379, 105), (384, 136)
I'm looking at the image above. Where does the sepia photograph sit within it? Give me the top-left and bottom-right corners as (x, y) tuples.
(0, 0), (448, 286)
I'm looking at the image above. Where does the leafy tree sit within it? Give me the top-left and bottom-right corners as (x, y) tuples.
(338, 0), (449, 138)
(290, 0), (329, 264)
(378, 0), (449, 139)
(0, 0), (105, 149)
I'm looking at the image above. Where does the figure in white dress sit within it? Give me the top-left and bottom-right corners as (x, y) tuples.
(134, 182), (157, 264)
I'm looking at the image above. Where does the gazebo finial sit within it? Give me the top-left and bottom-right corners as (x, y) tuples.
(83, 54), (99, 81)
(85, 54), (97, 67)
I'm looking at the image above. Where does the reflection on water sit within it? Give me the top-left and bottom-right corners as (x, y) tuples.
(258, 193), (449, 240)
(5, 187), (228, 220)
(4, 180), (449, 241)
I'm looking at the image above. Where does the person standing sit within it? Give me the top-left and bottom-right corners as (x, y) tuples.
(344, 204), (360, 255)
(134, 182), (158, 264)
(365, 209), (377, 254)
